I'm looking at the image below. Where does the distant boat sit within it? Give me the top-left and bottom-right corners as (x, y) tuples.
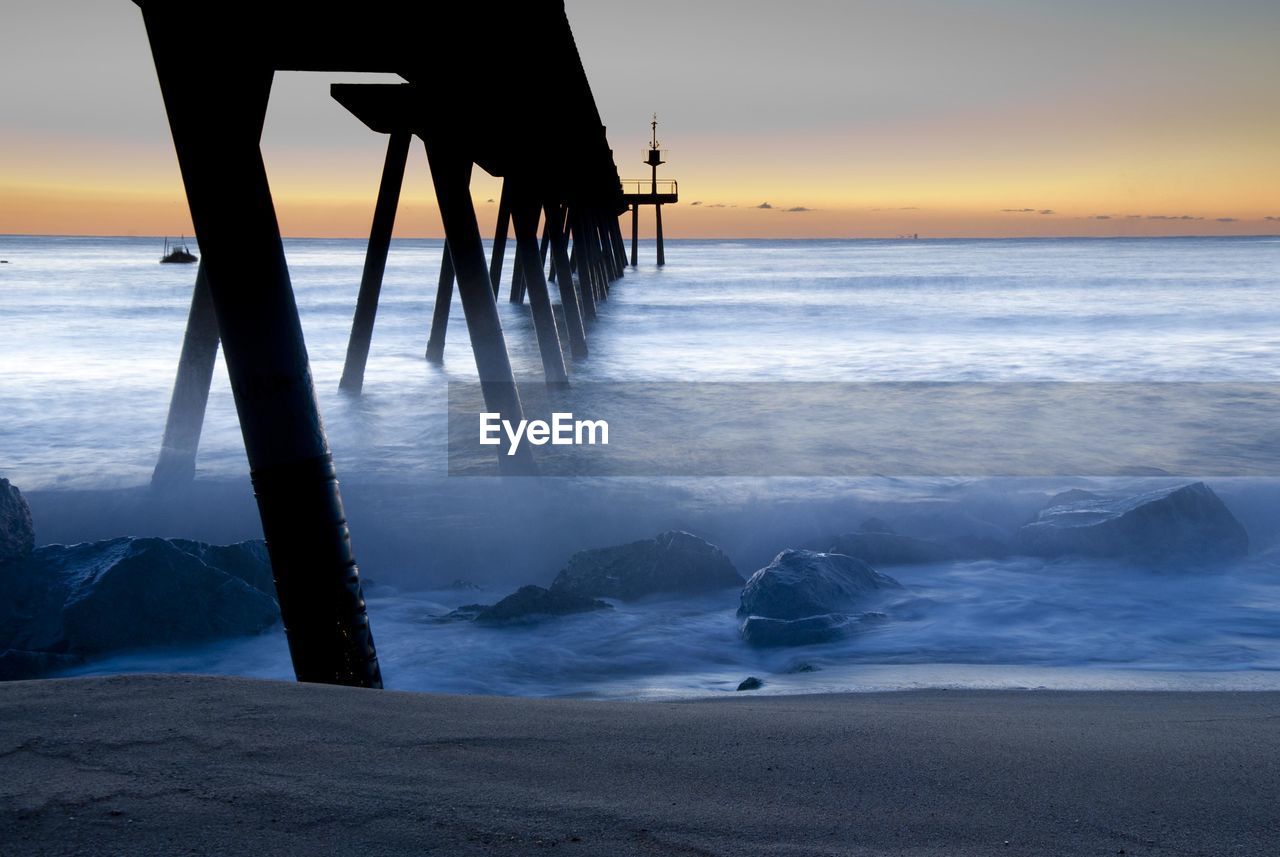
(160, 236), (197, 264)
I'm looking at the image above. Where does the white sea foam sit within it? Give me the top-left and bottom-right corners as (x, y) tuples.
(4, 234), (1280, 695)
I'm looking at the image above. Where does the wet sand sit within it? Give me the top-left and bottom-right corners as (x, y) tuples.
(2, 675), (1277, 855)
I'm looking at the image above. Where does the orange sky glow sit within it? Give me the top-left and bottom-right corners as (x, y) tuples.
(2, 1), (1278, 239)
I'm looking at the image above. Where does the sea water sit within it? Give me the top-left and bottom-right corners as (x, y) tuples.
(2, 234), (1279, 696)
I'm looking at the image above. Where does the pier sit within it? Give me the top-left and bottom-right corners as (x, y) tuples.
(621, 117), (679, 266)
(133, 0), (630, 688)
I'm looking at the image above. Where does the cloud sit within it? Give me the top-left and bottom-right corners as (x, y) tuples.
(756, 202), (773, 209)
(1127, 214), (1143, 219)
(689, 201), (702, 206)
(1216, 217), (1238, 222)
(706, 203), (727, 209)
(1146, 215), (1203, 221)
(1089, 215), (1112, 220)
(1268, 216), (1280, 222)
(785, 206), (812, 213)
(1039, 209), (1055, 215)
(485, 198), (494, 203)
(1001, 208), (1037, 213)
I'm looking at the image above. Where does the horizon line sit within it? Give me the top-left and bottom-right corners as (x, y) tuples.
(3, 232), (1279, 243)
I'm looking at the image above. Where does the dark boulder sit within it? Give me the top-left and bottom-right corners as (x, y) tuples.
(0, 537), (278, 679)
(739, 549), (900, 621)
(0, 478), (35, 566)
(166, 538), (276, 599)
(737, 550), (900, 647)
(1015, 482), (1249, 562)
(736, 676), (763, 691)
(471, 585), (612, 625)
(551, 530), (742, 601)
(828, 531), (954, 566)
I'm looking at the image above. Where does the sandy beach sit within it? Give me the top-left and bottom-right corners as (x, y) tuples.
(2, 675), (1277, 855)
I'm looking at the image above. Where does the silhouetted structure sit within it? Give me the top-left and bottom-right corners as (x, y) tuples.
(133, 0), (627, 688)
(153, 262), (218, 487)
(621, 116), (679, 266)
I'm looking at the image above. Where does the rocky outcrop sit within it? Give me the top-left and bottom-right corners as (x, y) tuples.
(550, 531), (742, 601)
(1015, 482), (1249, 562)
(737, 549), (901, 647)
(470, 585), (612, 625)
(0, 537), (279, 680)
(0, 478), (35, 566)
(828, 531), (953, 566)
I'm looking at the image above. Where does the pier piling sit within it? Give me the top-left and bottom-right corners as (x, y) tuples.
(546, 202), (588, 359)
(140, 9), (381, 687)
(424, 240), (455, 363)
(152, 262), (220, 487)
(511, 187), (568, 385)
(489, 182), (511, 299)
(422, 136), (535, 474)
(631, 204), (638, 266)
(339, 130), (411, 394)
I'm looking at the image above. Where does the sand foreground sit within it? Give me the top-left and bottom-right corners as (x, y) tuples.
(2, 675), (1277, 855)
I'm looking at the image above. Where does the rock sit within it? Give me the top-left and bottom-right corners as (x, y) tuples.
(736, 676), (763, 691)
(737, 550), (901, 647)
(472, 585), (612, 625)
(441, 603), (487, 622)
(550, 530), (742, 601)
(0, 537), (279, 679)
(828, 532), (954, 566)
(1015, 482), (1249, 562)
(166, 538), (276, 598)
(739, 550), (900, 621)
(0, 478), (35, 566)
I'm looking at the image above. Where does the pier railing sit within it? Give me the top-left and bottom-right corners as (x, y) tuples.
(620, 179), (678, 196)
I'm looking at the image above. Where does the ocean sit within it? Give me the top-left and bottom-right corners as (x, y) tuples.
(2, 233), (1279, 696)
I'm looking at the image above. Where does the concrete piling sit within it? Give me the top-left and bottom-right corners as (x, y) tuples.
(339, 130), (411, 394)
(152, 262), (220, 487)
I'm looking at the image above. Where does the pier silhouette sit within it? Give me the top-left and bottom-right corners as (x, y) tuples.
(621, 116), (680, 266)
(134, 0), (632, 688)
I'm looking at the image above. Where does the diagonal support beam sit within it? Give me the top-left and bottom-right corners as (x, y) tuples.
(488, 180), (511, 298)
(510, 183), (568, 385)
(425, 239), (455, 363)
(141, 10), (381, 688)
(546, 202), (588, 359)
(421, 138), (535, 474)
(152, 261), (220, 487)
(339, 130), (412, 394)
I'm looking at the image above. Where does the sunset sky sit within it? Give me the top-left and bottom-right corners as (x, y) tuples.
(2, 0), (1278, 238)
